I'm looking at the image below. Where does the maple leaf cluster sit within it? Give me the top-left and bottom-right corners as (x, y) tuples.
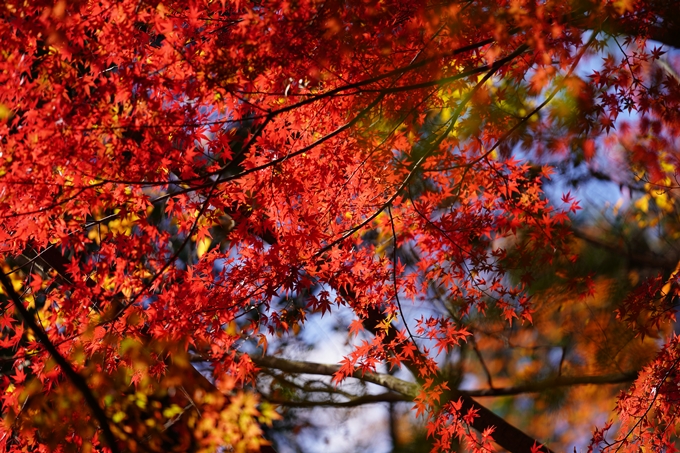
(0, 0), (679, 452)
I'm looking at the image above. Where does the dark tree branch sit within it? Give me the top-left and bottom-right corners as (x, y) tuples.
(464, 371), (638, 397)
(267, 392), (409, 408)
(572, 228), (679, 271)
(0, 269), (121, 453)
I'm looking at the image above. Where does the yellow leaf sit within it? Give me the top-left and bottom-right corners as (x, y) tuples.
(112, 411), (126, 423)
(0, 104), (12, 120)
(197, 236), (212, 258)
(225, 321), (238, 336)
(635, 194), (649, 213)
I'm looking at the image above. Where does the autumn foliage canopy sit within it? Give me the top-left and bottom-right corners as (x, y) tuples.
(2, 0), (680, 452)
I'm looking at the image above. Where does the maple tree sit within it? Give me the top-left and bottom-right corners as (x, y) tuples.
(1, 0), (680, 452)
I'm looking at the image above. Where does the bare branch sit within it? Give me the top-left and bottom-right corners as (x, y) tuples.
(252, 355), (420, 398)
(465, 372), (638, 397)
(572, 228), (678, 271)
(267, 392), (408, 408)
(253, 356), (637, 398)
